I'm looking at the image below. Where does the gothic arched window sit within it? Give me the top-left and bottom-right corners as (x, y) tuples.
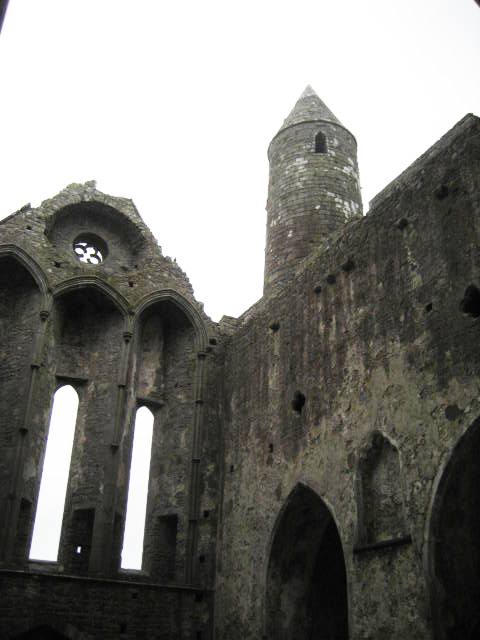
(29, 385), (79, 561)
(121, 406), (154, 570)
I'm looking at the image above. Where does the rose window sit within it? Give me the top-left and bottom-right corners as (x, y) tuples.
(73, 234), (108, 265)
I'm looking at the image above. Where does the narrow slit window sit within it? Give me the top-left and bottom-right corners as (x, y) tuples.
(29, 385), (79, 561)
(121, 406), (154, 570)
(315, 131), (327, 154)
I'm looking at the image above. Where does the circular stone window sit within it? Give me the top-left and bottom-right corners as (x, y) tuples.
(73, 234), (108, 265)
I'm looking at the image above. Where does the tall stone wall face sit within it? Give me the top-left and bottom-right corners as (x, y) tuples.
(264, 121), (362, 295)
(216, 116), (480, 639)
(0, 183), (221, 639)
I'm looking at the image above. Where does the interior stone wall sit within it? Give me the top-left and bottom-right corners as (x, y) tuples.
(134, 302), (197, 582)
(0, 113), (479, 639)
(0, 184), (219, 640)
(0, 570), (209, 640)
(0, 256), (42, 561)
(215, 115), (480, 639)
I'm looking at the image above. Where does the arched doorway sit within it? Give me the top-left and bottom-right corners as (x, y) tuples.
(266, 484), (349, 639)
(429, 416), (480, 639)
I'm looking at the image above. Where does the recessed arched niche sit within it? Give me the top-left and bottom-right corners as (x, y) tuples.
(52, 285), (125, 380)
(0, 255), (43, 561)
(50, 285), (125, 573)
(136, 300), (197, 402)
(0, 256), (42, 431)
(45, 202), (146, 270)
(355, 431), (407, 546)
(133, 298), (198, 580)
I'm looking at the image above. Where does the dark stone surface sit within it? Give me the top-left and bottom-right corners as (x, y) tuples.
(1, 88), (480, 639)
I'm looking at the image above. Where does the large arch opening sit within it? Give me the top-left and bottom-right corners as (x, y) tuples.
(266, 484), (349, 639)
(429, 416), (480, 639)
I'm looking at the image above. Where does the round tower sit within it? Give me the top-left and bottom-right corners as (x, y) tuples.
(264, 86), (362, 295)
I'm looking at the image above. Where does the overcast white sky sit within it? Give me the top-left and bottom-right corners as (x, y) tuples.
(1, 0), (479, 323)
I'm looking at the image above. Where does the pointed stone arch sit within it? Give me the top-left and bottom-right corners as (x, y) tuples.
(426, 416), (480, 639)
(49, 280), (128, 574)
(0, 244), (49, 301)
(265, 483), (349, 639)
(132, 290), (208, 583)
(44, 198), (148, 271)
(134, 289), (208, 352)
(52, 276), (130, 321)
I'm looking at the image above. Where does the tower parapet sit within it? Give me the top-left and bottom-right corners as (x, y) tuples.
(264, 85), (362, 295)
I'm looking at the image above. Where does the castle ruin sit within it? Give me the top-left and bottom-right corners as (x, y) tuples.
(0, 87), (479, 639)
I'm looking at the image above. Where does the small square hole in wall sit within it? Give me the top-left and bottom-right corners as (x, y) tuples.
(203, 510), (210, 518)
(435, 184), (449, 200)
(195, 592), (204, 602)
(75, 546), (82, 554)
(292, 391), (306, 414)
(199, 554), (206, 563)
(269, 321), (280, 333)
(230, 465), (234, 473)
(341, 258), (355, 273)
(425, 303), (433, 313)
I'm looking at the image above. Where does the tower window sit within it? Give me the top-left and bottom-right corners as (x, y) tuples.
(315, 131), (327, 154)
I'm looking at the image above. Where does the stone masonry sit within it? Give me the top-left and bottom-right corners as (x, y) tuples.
(0, 87), (479, 639)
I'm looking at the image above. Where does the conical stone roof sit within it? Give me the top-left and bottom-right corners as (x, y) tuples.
(278, 85), (342, 134)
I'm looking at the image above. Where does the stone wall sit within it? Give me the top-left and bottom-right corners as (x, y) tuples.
(0, 182), (221, 638)
(0, 569), (210, 639)
(1, 110), (479, 639)
(215, 114), (480, 639)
